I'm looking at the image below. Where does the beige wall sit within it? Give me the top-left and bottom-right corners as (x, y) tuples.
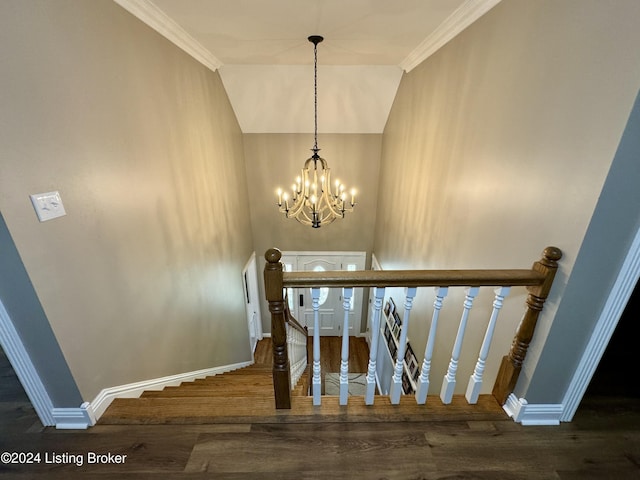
(243, 133), (381, 330)
(0, 0), (254, 401)
(374, 0), (640, 395)
(3, 0), (639, 407)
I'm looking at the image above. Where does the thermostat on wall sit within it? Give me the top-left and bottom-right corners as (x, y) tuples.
(30, 191), (67, 222)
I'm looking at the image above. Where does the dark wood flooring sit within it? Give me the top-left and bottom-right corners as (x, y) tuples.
(1, 342), (639, 479)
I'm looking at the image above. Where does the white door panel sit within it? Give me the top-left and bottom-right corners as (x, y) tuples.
(282, 251), (366, 337)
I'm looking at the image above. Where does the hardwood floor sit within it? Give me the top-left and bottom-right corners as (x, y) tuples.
(254, 336), (370, 372)
(1, 341), (639, 478)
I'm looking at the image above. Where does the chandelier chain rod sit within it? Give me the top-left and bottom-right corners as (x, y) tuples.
(313, 40), (318, 151)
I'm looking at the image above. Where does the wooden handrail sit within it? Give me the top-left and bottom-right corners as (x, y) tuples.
(283, 269), (545, 288)
(283, 293), (307, 336)
(265, 246), (562, 409)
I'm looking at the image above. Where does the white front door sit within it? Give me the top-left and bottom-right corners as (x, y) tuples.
(300, 257), (342, 335)
(280, 252), (366, 337)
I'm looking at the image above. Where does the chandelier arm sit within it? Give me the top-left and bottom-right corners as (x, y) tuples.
(286, 168), (312, 218)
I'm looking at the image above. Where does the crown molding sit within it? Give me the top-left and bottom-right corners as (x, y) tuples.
(113, 0), (223, 72)
(400, 0), (502, 72)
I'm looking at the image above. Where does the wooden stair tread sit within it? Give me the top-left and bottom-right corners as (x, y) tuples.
(99, 394), (506, 425)
(220, 366), (273, 375)
(184, 377), (273, 387)
(142, 385), (275, 398)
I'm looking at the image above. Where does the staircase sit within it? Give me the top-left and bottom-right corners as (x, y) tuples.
(98, 360), (506, 425)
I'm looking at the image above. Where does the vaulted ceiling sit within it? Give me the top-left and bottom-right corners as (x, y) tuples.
(114, 0), (501, 133)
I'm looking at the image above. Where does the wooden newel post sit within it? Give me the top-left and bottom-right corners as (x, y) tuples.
(492, 246), (562, 405)
(264, 248), (292, 409)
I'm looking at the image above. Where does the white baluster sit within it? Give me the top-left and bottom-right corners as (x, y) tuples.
(339, 288), (353, 405)
(365, 287), (385, 405)
(286, 323), (294, 385)
(312, 287), (321, 405)
(290, 327), (307, 387)
(440, 286), (479, 404)
(416, 287), (448, 404)
(465, 286), (511, 404)
(390, 287), (417, 404)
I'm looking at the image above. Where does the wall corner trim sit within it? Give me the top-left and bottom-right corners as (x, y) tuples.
(89, 360), (254, 422)
(560, 224), (640, 422)
(112, 0), (223, 72)
(0, 299), (55, 426)
(503, 394), (563, 426)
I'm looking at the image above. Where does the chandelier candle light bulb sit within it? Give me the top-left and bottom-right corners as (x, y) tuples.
(274, 35), (357, 228)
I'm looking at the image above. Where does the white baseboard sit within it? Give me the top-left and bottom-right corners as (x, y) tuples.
(88, 360), (254, 423)
(503, 393), (563, 426)
(52, 403), (94, 429)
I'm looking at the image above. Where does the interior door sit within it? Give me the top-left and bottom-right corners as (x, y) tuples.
(300, 257), (342, 336)
(280, 252), (365, 337)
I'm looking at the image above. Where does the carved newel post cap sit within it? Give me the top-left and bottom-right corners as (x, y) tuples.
(265, 248), (282, 264)
(542, 246), (562, 265)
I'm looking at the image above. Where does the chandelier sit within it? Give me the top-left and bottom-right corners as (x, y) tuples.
(276, 35), (356, 228)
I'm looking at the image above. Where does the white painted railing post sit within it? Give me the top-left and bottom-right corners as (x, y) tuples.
(311, 287), (322, 406)
(416, 287), (448, 404)
(365, 287), (385, 405)
(339, 288), (353, 405)
(389, 287), (417, 404)
(440, 286), (479, 404)
(465, 286), (510, 404)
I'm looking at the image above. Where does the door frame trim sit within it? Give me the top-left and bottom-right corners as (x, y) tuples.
(242, 252), (263, 354)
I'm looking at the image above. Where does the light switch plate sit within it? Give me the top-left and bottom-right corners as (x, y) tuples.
(30, 191), (66, 222)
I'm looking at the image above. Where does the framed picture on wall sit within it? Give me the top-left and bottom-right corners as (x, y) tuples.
(384, 300), (391, 317)
(407, 356), (419, 382)
(389, 298), (396, 316)
(411, 359), (421, 383)
(391, 320), (400, 339)
(402, 371), (413, 394)
(404, 343), (416, 366)
(393, 311), (401, 326)
(388, 338), (397, 360)
(384, 323), (391, 344)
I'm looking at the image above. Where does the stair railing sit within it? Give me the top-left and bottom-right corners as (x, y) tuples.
(264, 246), (561, 409)
(283, 293), (308, 389)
